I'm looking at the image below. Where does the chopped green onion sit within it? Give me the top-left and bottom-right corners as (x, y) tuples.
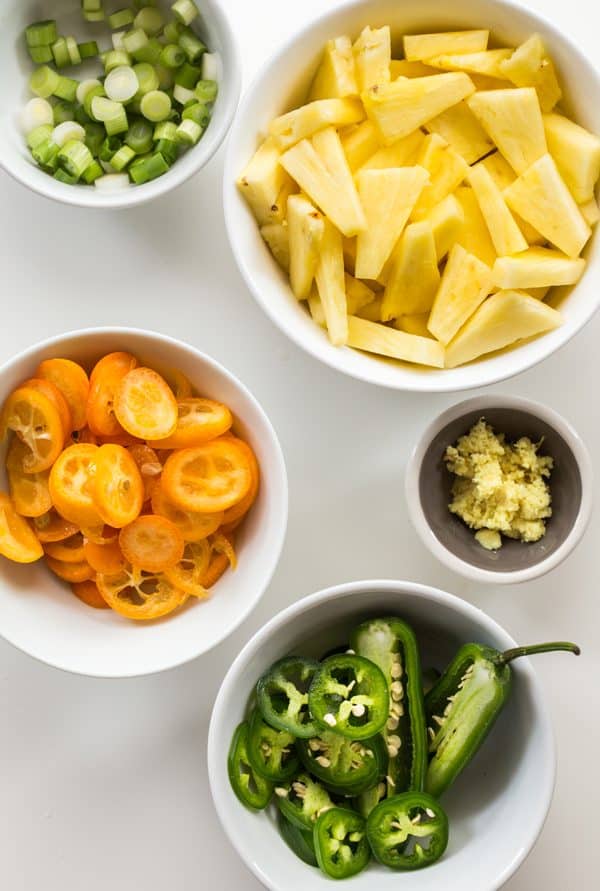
(140, 90), (171, 122)
(53, 101), (76, 125)
(65, 37), (82, 66)
(84, 84), (106, 119)
(155, 138), (178, 166)
(111, 145), (136, 171)
(82, 160), (104, 183)
(129, 151), (169, 183)
(22, 97), (54, 132)
(51, 37), (70, 69)
(95, 173), (130, 190)
(108, 8), (135, 30)
(83, 11), (105, 22)
(105, 106), (129, 136)
(52, 121), (86, 147)
(54, 77), (79, 103)
(195, 79), (218, 103)
(75, 105), (92, 126)
(112, 32), (127, 51)
(173, 83), (195, 105)
(155, 64), (175, 90)
(202, 53), (218, 81)
(31, 138), (60, 169)
(134, 7), (164, 36)
(105, 66), (139, 102)
(175, 118), (201, 145)
(178, 27), (206, 63)
(58, 139), (93, 178)
(99, 135), (122, 161)
(123, 28), (148, 55)
(26, 123), (53, 150)
(104, 50), (132, 73)
(29, 46), (54, 64)
(132, 37), (162, 64)
(29, 66), (59, 98)
(160, 44), (185, 68)
(133, 62), (159, 96)
(76, 78), (102, 105)
(84, 121), (105, 155)
(91, 96), (123, 121)
(174, 62), (201, 89)
(54, 168), (79, 184)
(154, 120), (178, 141)
(78, 41), (99, 59)
(125, 117), (154, 153)
(172, 0), (199, 26)
(182, 101), (209, 127)
(134, 0), (157, 7)
(163, 20), (184, 43)
(81, 0), (104, 20)
(25, 21), (58, 49)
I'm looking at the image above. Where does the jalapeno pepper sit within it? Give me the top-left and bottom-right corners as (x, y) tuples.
(354, 780), (387, 819)
(257, 656), (319, 739)
(313, 807), (370, 879)
(351, 618), (428, 795)
(277, 811), (318, 867)
(367, 792), (448, 870)
(247, 708), (299, 782)
(227, 721), (273, 811)
(426, 640), (580, 798)
(275, 772), (334, 831)
(308, 653), (389, 740)
(297, 731), (380, 796)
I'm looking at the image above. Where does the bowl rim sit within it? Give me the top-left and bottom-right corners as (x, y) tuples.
(405, 395), (593, 584)
(207, 577), (556, 891)
(0, 0), (242, 210)
(223, 0), (600, 392)
(0, 325), (289, 677)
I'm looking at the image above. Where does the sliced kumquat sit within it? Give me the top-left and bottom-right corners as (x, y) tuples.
(87, 351), (138, 437)
(0, 492), (44, 563)
(114, 367), (178, 440)
(71, 580), (109, 609)
(43, 532), (86, 563)
(170, 368), (193, 398)
(96, 564), (188, 620)
(82, 524), (118, 545)
(127, 444), (163, 501)
(119, 514), (184, 572)
(1, 386), (64, 472)
(22, 377), (72, 441)
(210, 531), (238, 571)
(221, 437), (260, 529)
(150, 481), (223, 542)
(36, 358), (89, 431)
(162, 438), (252, 513)
(48, 443), (103, 528)
(164, 539), (211, 598)
(93, 443), (144, 528)
(69, 426), (98, 446)
(148, 398), (232, 449)
(200, 535), (235, 589)
(31, 509), (78, 543)
(45, 555), (95, 583)
(83, 536), (126, 574)
(6, 437), (52, 518)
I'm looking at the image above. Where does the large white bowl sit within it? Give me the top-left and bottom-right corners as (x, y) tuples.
(208, 579), (556, 891)
(224, 0), (600, 391)
(0, 328), (288, 677)
(0, 0), (241, 209)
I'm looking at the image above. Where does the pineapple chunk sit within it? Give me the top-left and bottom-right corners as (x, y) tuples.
(362, 72), (475, 145)
(480, 151), (515, 190)
(404, 31), (489, 62)
(427, 193), (464, 260)
(428, 244), (493, 344)
(260, 222), (289, 271)
(504, 154), (591, 257)
(467, 88), (547, 174)
(360, 129), (424, 171)
(455, 186), (497, 267)
(425, 101), (494, 164)
(315, 219), (348, 345)
(392, 313), (433, 338)
(425, 49), (513, 79)
(527, 286), (551, 300)
(340, 120), (380, 171)
(353, 25), (391, 91)
(269, 98), (364, 150)
(355, 166), (430, 279)
(411, 134), (469, 220)
(280, 134), (366, 237)
(579, 198), (600, 226)
(390, 59), (440, 79)
(355, 298), (383, 321)
(237, 137), (294, 225)
(287, 194), (325, 299)
(445, 290), (562, 367)
(382, 221), (440, 319)
(499, 34), (561, 112)
(492, 247), (586, 289)
(309, 36), (358, 101)
(543, 113), (600, 204)
(467, 163), (528, 256)
(347, 315), (445, 368)
(308, 288), (326, 326)
(470, 73), (511, 91)
(346, 273), (376, 314)
(342, 236), (357, 274)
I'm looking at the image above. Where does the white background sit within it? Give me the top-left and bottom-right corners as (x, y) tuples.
(1, 0), (599, 888)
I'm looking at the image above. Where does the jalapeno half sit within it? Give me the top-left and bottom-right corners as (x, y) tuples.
(274, 772), (334, 831)
(247, 708), (299, 782)
(366, 792), (449, 871)
(313, 807), (370, 879)
(309, 654), (389, 740)
(257, 656), (319, 739)
(297, 731), (380, 796)
(277, 811), (318, 867)
(227, 721), (273, 811)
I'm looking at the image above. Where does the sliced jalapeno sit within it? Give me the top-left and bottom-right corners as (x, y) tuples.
(313, 807), (370, 879)
(247, 708), (299, 782)
(274, 772), (334, 831)
(227, 721), (273, 811)
(366, 792), (449, 871)
(257, 656), (319, 738)
(309, 654), (389, 740)
(297, 731), (379, 796)
(354, 780), (387, 819)
(277, 811), (318, 867)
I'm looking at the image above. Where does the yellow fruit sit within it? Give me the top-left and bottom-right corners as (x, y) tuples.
(392, 313), (433, 338)
(345, 274), (377, 314)
(237, 137), (294, 225)
(260, 222), (289, 271)
(425, 100), (494, 164)
(352, 25), (391, 91)
(428, 244), (493, 344)
(360, 129), (424, 171)
(390, 60), (439, 79)
(315, 219), (348, 345)
(499, 34), (561, 112)
(427, 193), (464, 260)
(445, 290), (562, 368)
(340, 120), (380, 171)
(455, 186), (497, 267)
(382, 221), (440, 319)
(308, 36), (358, 101)
(579, 198), (600, 226)
(347, 316), (445, 368)
(355, 298), (383, 322)
(479, 152), (515, 190)
(269, 98), (364, 150)
(426, 49), (513, 79)
(543, 112), (600, 204)
(403, 31), (489, 62)
(467, 163), (528, 256)
(467, 88), (547, 175)
(411, 134), (469, 220)
(492, 248), (586, 289)
(287, 194), (325, 299)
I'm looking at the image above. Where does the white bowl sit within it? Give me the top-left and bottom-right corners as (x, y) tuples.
(405, 395), (593, 584)
(0, 0), (241, 209)
(0, 328), (288, 677)
(208, 579), (555, 891)
(224, 0), (600, 391)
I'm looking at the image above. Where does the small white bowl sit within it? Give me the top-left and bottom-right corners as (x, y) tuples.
(224, 0), (600, 391)
(208, 579), (556, 891)
(405, 395), (593, 584)
(0, 328), (288, 677)
(0, 0), (241, 209)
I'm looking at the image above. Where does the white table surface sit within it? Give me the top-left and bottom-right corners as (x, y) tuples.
(1, 0), (599, 887)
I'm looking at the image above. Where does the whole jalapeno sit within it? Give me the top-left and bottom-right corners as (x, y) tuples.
(227, 721), (273, 811)
(296, 731), (380, 797)
(274, 772), (334, 831)
(313, 807), (370, 879)
(366, 792), (449, 870)
(277, 811), (318, 867)
(247, 708), (299, 782)
(308, 653), (389, 740)
(257, 656), (320, 738)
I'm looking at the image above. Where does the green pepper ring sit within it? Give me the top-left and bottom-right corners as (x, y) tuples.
(366, 791), (449, 870)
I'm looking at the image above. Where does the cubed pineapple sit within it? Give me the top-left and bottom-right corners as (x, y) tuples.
(492, 247), (586, 289)
(269, 98), (364, 150)
(355, 166), (430, 279)
(347, 315), (445, 368)
(390, 59), (440, 79)
(445, 289), (562, 367)
(504, 154), (591, 257)
(467, 163), (528, 256)
(260, 222), (289, 271)
(579, 198), (600, 226)
(427, 193), (464, 260)
(382, 221), (440, 319)
(425, 100), (494, 164)
(543, 113), (600, 204)
(315, 219), (348, 345)
(411, 134), (469, 220)
(455, 186), (497, 267)
(403, 30), (489, 61)
(340, 120), (380, 171)
(428, 244), (493, 344)
(468, 88), (547, 175)
(392, 313), (433, 338)
(362, 72), (475, 145)
(353, 25), (391, 91)
(308, 36), (358, 101)
(425, 49), (513, 79)
(237, 137), (294, 226)
(499, 34), (561, 112)
(360, 129), (425, 171)
(287, 194), (325, 299)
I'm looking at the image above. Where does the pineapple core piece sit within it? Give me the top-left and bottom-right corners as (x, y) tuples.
(269, 98), (364, 150)
(315, 219), (348, 345)
(425, 49), (513, 80)
(543, 113), (600, 204)
(237, 137), (294, 226)
(425, 100), (494, 164)
(404, 30), (489, 61)
(352, 25), (391, 91)
(467, 163), (528, 257)
(467, 87), (547, 175)
(382, 221), (441, 319)
(309, 36), (358, 101)
(428, 244), (493, 344)
(499, 34), (562, 112)
(287, 194), (325, 299)
(445, 290), (562, 367)
(492, 248), (586, 289)
(347, 316), (445, 368)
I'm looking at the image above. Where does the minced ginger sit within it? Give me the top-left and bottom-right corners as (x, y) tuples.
(444, 419), (554, 550)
